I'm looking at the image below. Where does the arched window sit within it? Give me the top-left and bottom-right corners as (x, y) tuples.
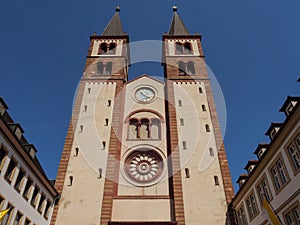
(184, 42), (192, 54)
(205, 124), (210, 132)
(140, 119), (150, 139)
(129, 119), (139, 139)
(109, 43), (116, 54)
(209, 147), (214, 156)
(175, 42), (183, 54)
(96, 62), (104, 75)
(201, 104), (206, 111)
(187, 61), (195, 75)
(151, 119), (161, 139)
(104, 62), (112, 75)
(100, 43), (108, 54)
(178, 61), (186, 75)
(185, 168), (190, 178)
(214, 176), (219, 185)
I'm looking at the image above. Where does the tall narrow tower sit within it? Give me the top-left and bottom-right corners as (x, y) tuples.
(51, 7), (234, 225)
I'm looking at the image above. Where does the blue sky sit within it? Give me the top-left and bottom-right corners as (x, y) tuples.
(0, 0), (299, 192)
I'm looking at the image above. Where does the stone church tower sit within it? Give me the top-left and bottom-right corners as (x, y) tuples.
(51, 7), (235, 225)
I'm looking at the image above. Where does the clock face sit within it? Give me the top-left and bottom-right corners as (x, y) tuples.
(135, 87), (155, 103)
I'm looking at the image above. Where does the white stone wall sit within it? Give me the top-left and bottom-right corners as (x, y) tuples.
(55, 82), (116, 225)
(173, 82), (228, 225)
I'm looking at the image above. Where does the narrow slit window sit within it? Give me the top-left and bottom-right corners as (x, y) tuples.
(185, 168), (190, 178)
(178, 100), (182, 107)
(107, 100), (111, 107)
(205, 124), (210, 132)
(214, 176), (219, 185)
(102, 141), (106, 150)
(74, 148), (79, 157)
(87, 88), (91, 94)
(79, 125), (83, 133)
(68, 176), (73, 186)
(180, 118), (184, 126)
(83, 105), (87, 112)
(98, 168), (102, 178)
(209, 147), (214, 156)
(105, 119), (109, 126)
(201, 104), (206, 111)
(182, 141), (187, 150)
(199, 87), (203, 93)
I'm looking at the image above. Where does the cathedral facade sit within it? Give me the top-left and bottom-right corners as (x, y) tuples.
(51, 7), (234, 225)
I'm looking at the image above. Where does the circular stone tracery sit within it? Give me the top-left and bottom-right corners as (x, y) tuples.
(125, 150), (163, 184)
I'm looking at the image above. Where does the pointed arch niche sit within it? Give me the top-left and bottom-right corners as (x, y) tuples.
(125, 109), (164, 140)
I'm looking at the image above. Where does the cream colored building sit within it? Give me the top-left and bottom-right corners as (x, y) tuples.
(51, 7), (235, 225)
(232, 96), (300, 225)
(0, 97), (58, 225)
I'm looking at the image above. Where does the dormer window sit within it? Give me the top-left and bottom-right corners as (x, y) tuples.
(279, 96), (299, 117)
(265, 123), (282, 140)
(237, 174), (248, 188)
(254, 143), (269, 159)
(244, 160), (258, 174)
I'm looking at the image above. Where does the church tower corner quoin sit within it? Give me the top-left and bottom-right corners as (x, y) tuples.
(51, 6), (235, 225)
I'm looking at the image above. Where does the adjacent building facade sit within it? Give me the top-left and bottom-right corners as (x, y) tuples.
(51, 7), (235, 225)
(232, 96), (300, 225)
(0, 97), (58, 225)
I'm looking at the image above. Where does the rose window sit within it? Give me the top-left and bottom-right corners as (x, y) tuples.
(125, 150), (163, 184)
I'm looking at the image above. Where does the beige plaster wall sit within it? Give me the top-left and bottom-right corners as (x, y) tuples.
(55, 82), (116, 225)
(173, 82), (228, 225)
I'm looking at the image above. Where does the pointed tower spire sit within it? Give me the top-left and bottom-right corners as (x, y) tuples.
(168, 6), (190, 35)
(102, 6), (125, 36)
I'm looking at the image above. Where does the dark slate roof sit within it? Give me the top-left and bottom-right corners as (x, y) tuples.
(102, 8), (125, 36)
(168, 7), (190, 36)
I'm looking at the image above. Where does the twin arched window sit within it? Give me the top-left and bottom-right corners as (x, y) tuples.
(178, 61), (195, 75)
(99, 42), (117, 55)
(128, 118), (161, 140)
(175, 42), (193, 54)
(96, 62), (112, 75)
